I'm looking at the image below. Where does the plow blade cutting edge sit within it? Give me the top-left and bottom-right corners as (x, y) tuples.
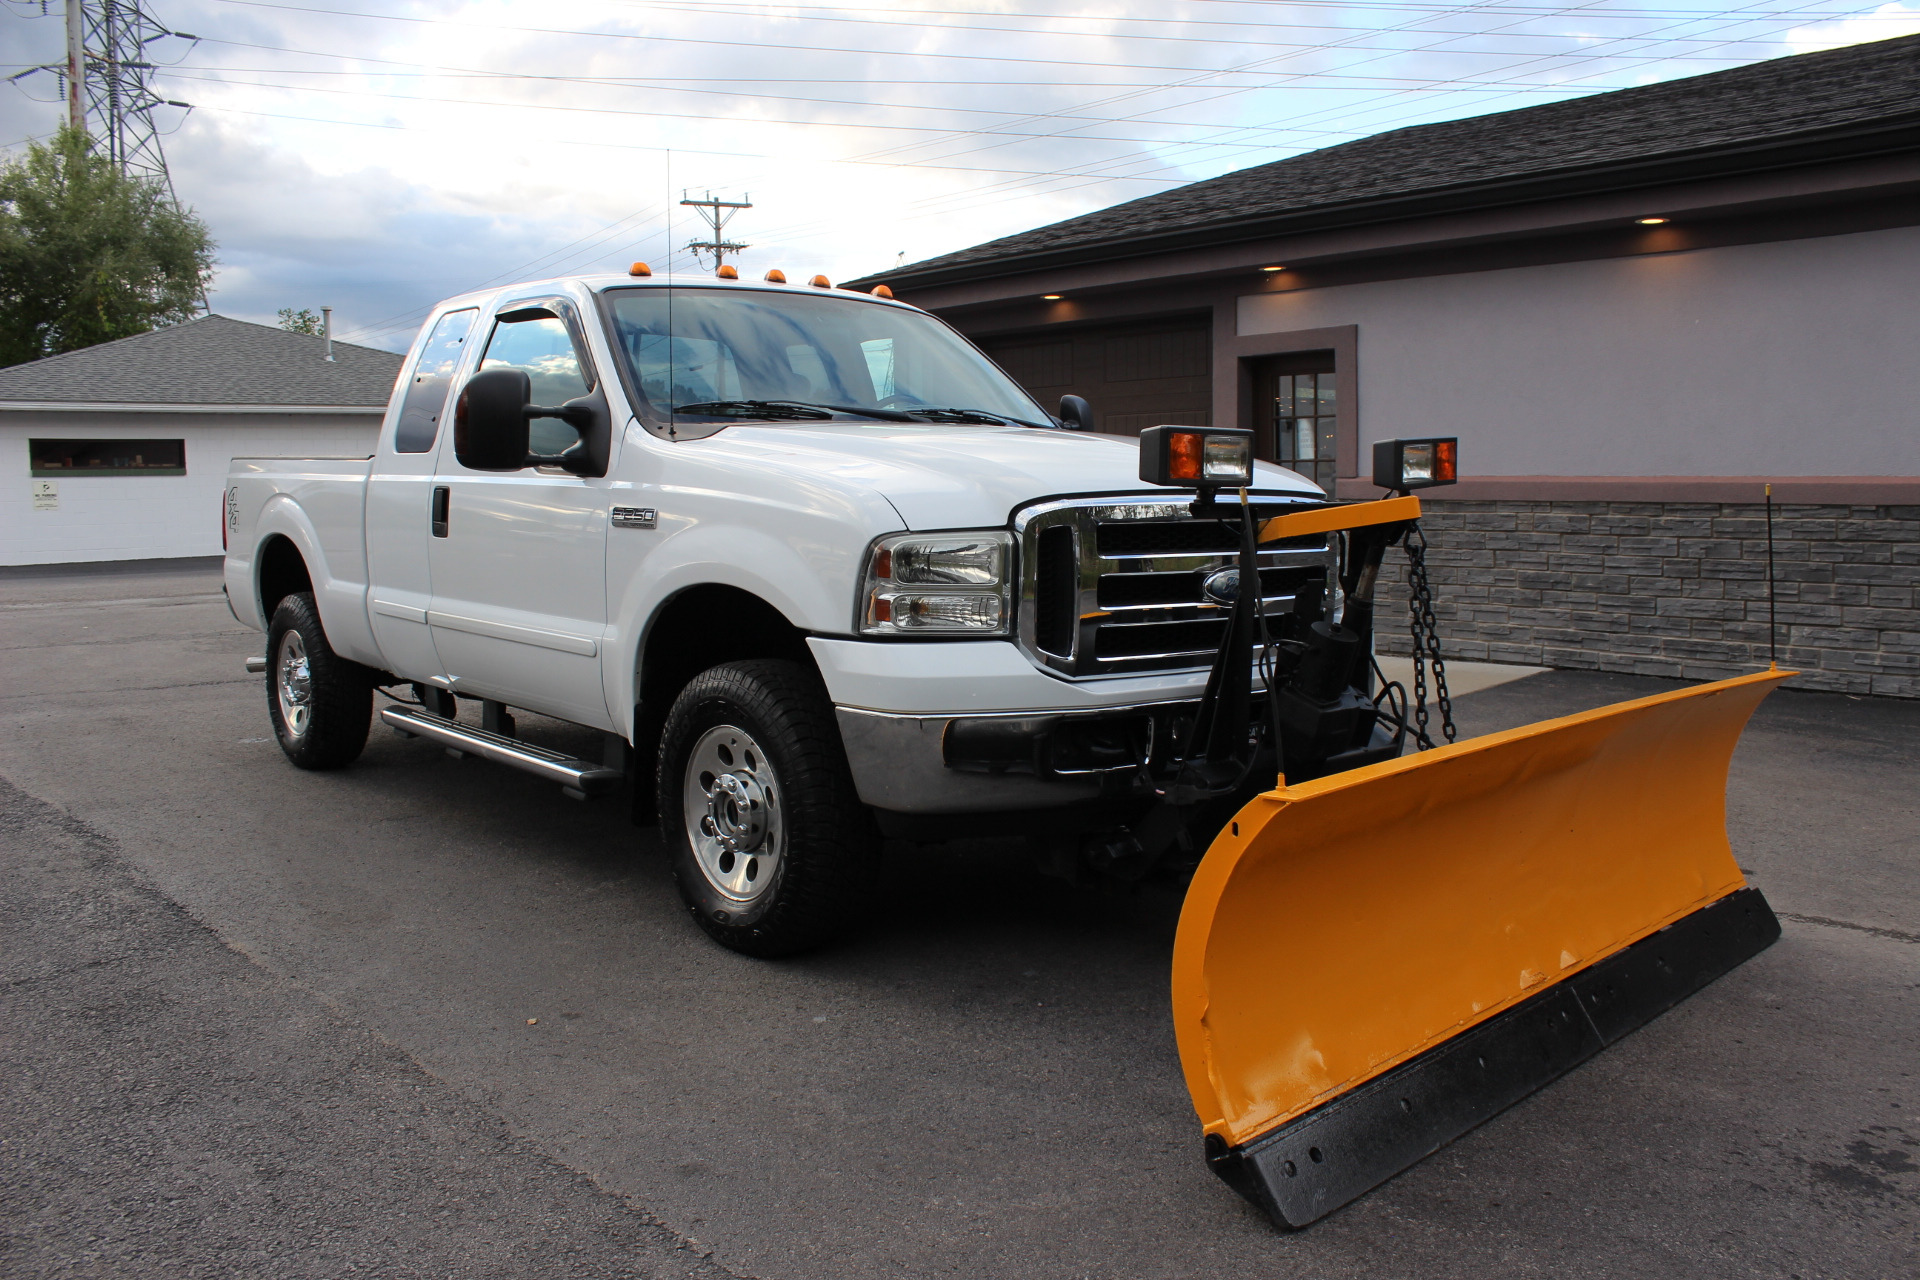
(1172, 668), (1790, 1228)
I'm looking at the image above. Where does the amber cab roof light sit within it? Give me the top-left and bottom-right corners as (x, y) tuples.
(764, 269), (787, 283)
(716, 264), (738, 279)
(810, 274), (832, 288)
(871, 284), (894, 298)
(628, 261), (653, 277)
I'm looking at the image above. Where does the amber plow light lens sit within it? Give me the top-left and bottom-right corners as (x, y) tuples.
(1171, 669), (1790, 1229)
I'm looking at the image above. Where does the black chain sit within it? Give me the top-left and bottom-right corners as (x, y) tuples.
(1404, 522), (1456, 748)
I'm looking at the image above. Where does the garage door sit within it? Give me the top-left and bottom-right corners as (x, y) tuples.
(977, 318), (1210, 437)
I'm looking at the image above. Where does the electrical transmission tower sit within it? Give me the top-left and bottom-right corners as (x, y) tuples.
(7, 1), (198, 186)
(679, 191), (752, 269)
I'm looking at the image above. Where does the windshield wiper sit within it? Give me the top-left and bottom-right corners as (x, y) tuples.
(901, 406), (1053, 429)
(674, 400), (832, 420)
(673, 399), (918, 423)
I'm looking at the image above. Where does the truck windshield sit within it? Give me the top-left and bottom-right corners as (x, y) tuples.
(603, 287), (1049, 427)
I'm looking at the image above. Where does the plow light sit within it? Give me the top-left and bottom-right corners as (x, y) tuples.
(1140, 426), (1254, 490)
(1372, 437), (1457, 493)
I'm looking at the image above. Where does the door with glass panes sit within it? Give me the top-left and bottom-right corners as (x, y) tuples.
(1252, 352), (1337, 490)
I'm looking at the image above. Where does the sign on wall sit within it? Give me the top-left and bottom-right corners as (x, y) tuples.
(32, 479), (57, 510)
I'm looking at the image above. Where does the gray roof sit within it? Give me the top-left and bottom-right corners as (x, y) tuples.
(0, 315), (404, 407)
(861, 32), (1920, 289)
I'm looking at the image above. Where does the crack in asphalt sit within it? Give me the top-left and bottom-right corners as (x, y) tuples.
(1777, 912), (1920, 945)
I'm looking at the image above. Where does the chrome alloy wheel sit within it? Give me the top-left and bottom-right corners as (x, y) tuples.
(682, 723), (785, 904)
(275, 628), (314, 739)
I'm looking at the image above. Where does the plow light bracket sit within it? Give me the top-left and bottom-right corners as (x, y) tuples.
(1139, 426), (1254, 495)
(1372, 437), (1458, 493)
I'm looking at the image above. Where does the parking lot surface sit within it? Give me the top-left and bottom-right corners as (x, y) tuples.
(3, 558), (1916, 1279)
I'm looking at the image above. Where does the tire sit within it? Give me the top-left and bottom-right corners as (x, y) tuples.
(266, 591), (373, 770)
(657, 659), (879, 957)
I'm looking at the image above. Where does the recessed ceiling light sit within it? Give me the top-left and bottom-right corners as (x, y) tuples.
(1636, 216), (1669, 225)
(1261, 265), (1287, 272)
(1041, 294), (1062, 300)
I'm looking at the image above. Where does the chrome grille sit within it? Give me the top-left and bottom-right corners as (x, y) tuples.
(1016, 496), (1336, 677)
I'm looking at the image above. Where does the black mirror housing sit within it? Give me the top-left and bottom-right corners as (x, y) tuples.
(1058, 394), (1093, 431)
(454, 369), (533, 470)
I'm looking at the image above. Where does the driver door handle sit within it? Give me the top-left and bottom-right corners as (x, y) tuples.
(431, 486), (450, 538)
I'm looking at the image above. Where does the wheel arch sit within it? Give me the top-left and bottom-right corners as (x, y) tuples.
(256, 533), (313, 622)
(629, 583), (821, 823)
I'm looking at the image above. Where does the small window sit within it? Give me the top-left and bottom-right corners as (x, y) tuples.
(31, 439), (185, 477)
(481, 314), (592, 456)
(394, 308), (477, 453)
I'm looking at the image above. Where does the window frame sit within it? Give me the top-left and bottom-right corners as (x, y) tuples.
(29, 438), (187, 477)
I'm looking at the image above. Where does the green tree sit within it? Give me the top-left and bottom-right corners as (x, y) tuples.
(0, 125), (215, 366)
(278, 307), (323, 336)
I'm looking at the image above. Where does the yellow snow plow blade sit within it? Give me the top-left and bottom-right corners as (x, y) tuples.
(1173, 668), (1789, 1228)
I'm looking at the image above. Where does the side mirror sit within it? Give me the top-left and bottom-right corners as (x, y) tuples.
(454, 369), (532, 470)
(454, 368), (600, 475)
(1058, 394), (1094, 431)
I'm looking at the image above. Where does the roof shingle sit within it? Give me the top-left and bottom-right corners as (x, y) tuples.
(0, 315), (403, 407)
(867, 32), (1920, 286)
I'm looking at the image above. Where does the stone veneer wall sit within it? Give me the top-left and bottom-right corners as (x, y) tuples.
(1370, 501), (1920, 698)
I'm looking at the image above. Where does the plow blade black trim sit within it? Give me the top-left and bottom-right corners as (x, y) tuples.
(1205, 886), (1780, 1229)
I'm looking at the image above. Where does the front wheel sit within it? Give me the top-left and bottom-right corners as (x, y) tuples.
(658, 660), (879, 957)
(266, 591), (372, 770)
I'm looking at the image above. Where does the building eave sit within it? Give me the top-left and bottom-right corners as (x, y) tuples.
(857, 112), (1920, 293)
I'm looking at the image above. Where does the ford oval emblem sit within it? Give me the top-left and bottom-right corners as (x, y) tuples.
(1202, 567), (1241, 604)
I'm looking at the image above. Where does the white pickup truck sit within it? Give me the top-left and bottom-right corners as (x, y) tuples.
(225, 270), (1344, 955)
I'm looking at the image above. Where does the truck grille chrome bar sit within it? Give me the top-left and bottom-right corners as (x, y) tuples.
(1015, 495), (1337, 678)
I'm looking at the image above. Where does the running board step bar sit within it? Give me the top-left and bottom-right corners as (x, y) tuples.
(380, 705), (623, 800)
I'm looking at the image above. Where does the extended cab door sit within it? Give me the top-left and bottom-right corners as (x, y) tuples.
(427, 300), (614, 730)
(366, 306), (477, 684)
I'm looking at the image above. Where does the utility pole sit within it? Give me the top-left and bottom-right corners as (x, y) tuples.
(679, 191), (752, 269)
(66, 0), (85, 131)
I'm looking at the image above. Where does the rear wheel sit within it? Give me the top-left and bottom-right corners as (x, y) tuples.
(267, 592), (372, 770)
(658, 660), (878, 956)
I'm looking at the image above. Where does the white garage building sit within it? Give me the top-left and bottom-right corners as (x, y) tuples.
(1, 316), (401, 566)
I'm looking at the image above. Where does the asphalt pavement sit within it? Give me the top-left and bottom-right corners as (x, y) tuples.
(2, 557), (1915, 1279)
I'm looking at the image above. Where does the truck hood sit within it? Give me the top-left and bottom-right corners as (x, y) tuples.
(689, 423), (1322, 529)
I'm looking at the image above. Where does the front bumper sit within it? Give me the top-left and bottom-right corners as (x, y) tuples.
(836, 699), (1198, 815)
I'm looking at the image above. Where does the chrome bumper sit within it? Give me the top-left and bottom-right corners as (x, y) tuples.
(835, 699), (1189, 815)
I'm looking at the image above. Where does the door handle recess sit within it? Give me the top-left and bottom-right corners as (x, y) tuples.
(431, 486), (450, 538)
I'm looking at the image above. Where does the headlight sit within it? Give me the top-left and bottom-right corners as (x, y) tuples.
(861, 531), (1014, 636)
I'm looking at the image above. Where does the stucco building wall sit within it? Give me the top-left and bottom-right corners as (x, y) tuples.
(1237, 223), (1920, 480)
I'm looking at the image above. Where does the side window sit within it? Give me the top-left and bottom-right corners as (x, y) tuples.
(394, 309), (477, 453)
(480, 315), (591, 455)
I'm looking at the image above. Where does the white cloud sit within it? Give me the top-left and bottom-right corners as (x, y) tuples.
(1789, 3), (1920, 53)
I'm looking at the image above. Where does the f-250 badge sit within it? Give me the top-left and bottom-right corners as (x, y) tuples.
(611, 507), (657, 529)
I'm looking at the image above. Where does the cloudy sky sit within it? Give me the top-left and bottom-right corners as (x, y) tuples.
(5, 0), (1916, 351)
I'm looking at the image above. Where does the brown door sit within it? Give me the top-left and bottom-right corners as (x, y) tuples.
(1250, 351), (1337, 489)
(977, 318), (1210, 437)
